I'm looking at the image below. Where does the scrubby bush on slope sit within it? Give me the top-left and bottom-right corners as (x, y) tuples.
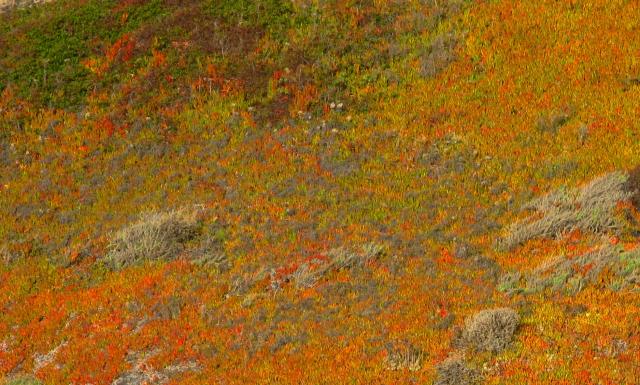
(434, 355), (479, 385)
(105, 206), (202, 269)
(459, 307), (520, 353)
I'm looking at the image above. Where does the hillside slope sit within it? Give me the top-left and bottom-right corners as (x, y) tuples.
(2, 0), (640, 384)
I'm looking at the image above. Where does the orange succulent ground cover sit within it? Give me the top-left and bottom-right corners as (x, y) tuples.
(2, 0), (640, 384)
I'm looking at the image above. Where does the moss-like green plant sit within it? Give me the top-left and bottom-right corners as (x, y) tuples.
(5, 375), (42, 385)
(0, 0), (167, 109)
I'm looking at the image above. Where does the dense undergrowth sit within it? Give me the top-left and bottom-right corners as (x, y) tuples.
(3, 0), (640, 384)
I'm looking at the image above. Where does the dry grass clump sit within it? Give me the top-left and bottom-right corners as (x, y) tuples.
(190, 251), (229, 271)
(225, 267), (270, 299)
(383, 342), (424, 372)
(434, 355), (479, 385)
(460, 308), (520, 353)
(526, 244), (619, 293)
(623, 164), (640, 210)
(420, 32), (457, 78)
(111, 349), (199, 385)
(189, 236), (230, 272)
(536, 109), (572, 134)
(105, 206), (203, 269)
(0, 0), (50, 14)
(499, 240), (640, 295)
(0, 245), (15, 265)
(496, 271), (523, 295)
(284, 242), (385, 290)
(289, 263), (320, 290)
(326, 242), (384, 270)
(500, 171), (632, 250)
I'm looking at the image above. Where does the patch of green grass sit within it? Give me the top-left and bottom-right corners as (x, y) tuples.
(0, 0), (167, 109)
(208, 0), (295, 39)
(619, 248), (640, 275)
(5, 375), (42, 385)
(2, 0), (113, 108)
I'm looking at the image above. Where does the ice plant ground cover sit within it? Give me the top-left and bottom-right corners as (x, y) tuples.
(3, 0), (640, 384)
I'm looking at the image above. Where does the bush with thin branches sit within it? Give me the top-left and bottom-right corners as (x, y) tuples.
(434, 355), (479, 385)
(460, 307), (520, 353)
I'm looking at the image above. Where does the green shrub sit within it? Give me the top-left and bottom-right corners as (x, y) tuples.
(497, 271), (523, 295)
(0, 0), (166, 109)
(5, 375), (42, 385)
(208, 0), (295, 39)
